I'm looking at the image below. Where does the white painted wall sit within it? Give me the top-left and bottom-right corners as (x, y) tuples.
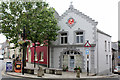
(50, 5), (112, 75)
(53, 11), (95, 45)
(97, 32), (112, 75)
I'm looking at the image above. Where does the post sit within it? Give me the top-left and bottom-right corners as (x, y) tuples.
(87, 61), (89, 76)
(76, 70), (80, 78)
(22, 26), (25, 75)
(34, 42), (36, 68)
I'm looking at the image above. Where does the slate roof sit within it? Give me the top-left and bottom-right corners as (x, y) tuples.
(112, 42), (118, 50)
(97, 29), (111, 37)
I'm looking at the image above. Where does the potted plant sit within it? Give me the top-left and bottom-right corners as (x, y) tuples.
(66, 66), (68, 71)
(74, 66), (78, 72)
(63, 65), (66, 71)
(78, 67), (82, 73)
(63, 65), (68, 71)
(74, 66), (82, 73)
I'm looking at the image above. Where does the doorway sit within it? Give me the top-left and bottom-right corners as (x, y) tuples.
(69, 56), (74, 71)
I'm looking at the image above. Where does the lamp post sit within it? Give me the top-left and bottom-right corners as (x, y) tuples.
(22, 26), (25, 75)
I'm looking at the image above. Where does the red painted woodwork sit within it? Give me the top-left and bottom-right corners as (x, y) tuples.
(26, 43), (48, 66)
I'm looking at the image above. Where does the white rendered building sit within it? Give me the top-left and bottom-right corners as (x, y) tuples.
(49, 4), (112, 75)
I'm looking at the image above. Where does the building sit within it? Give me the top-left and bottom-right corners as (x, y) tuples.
(112, 42), (118, 72)
(1, 40), (10, 59)
(118, 1), (120, 41)
(26, 43), (48, 67)
(25, 3), (112, 75)
(48, 4), (112, 75)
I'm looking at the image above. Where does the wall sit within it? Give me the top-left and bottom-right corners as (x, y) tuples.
(53, 11), (96, 45)
(97, 32), (112, 75)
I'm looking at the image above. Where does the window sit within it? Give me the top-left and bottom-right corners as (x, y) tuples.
(76, 32), (83, 43)
(40, 52), (44, 61)
(108, 42), (110, 52)
(26, 52), (27, 60)
(61, 33), (67, 44)
(105, 41), (107, 52)
(35, 52), (38, 61)
(106, 55), (108, 64)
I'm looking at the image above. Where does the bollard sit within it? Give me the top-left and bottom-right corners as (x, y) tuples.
(76, 70), (80, 78)
(37, 67), (44, 77)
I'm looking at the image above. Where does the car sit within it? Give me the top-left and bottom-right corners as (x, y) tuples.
(114, 66), (120, 74)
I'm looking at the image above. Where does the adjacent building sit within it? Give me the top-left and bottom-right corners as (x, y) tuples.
(26, 43), (48, 67)
(112, 42), (118, 72)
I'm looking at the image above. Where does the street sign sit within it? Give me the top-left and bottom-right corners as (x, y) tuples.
(118, 56), (120, 59)
(86, 49), (89, 55)
(84, 41), (91, 47)
(6, 62), (12, 72)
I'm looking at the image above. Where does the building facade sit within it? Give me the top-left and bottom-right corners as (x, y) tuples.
(49, 4), (112, 75)
(112, 42), (118, 72)
(26, 43), (48, 67)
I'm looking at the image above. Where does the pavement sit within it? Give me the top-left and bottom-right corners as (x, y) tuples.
(2, 70), (118, 79)
(1, 59), (118, 79)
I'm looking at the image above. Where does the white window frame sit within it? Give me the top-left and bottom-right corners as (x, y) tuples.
(40, 52), (44, 62)
(76, 32), (84, 43)
(35, 52), (38, 61)
(60, 33), (67, 44)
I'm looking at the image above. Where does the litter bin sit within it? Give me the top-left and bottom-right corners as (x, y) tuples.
(0, 55), (4, 80)
(14, 61), (22, 73)
(6, 62), (13, 72)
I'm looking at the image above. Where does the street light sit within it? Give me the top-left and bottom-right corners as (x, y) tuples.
(22, 26), (25, 75)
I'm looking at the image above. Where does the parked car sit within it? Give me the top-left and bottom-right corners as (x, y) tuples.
(114, 66), (120, 74)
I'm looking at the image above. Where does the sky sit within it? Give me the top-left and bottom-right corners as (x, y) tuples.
(0, 0), (119, 43)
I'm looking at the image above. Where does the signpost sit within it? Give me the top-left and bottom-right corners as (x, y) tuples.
(84, 41), (91, 76)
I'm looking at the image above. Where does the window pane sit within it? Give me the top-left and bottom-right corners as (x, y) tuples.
(106, 55), (108, 64)
(67, 51), (69, 54)
(61, 33), (67, 36)
(76, 32), (83, 35)
(65, 37), (67, 43)
(61, 37), (63, 44)
(105, 41), (107, 51)
(40, 52), (44, 61)
(80, 36), (83, 43)
(70, 56), (74, 59)
(76, 36), (79, 43)
(35, 52), (37, 61)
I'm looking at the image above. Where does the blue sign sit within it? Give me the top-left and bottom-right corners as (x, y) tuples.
(86, 49), (89, 55)
(118, 56), (120, 59)
(6, 62), (12, 72)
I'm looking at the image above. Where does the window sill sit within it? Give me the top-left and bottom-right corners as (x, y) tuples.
(39, 60), (44, 62)
(35, 59), (38, 61)
(60, 43), (68, 45)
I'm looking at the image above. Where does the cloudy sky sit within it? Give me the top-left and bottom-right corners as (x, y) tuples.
(0, 0), (119, 43)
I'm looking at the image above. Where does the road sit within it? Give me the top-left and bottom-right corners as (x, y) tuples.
(1, 74), (120, 80)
